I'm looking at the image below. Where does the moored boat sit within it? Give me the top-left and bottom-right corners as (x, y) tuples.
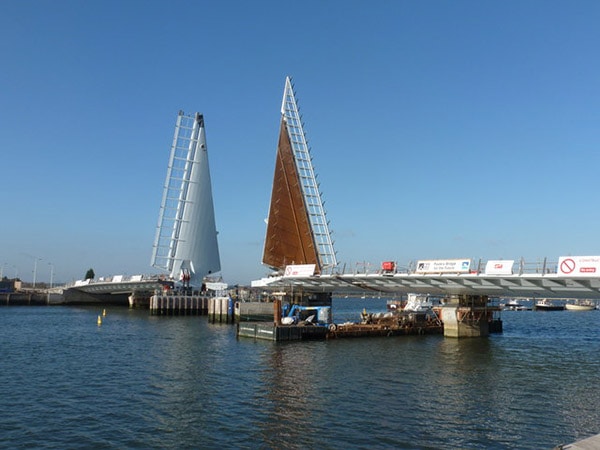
(565, 300), (595, 311)
(534, 298), (564, 311)
(503, 298), (527, 311)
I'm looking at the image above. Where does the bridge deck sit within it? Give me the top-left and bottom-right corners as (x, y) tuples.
(253, 272), (600, 299)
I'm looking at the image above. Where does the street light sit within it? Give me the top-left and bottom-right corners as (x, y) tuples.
(48, 263), (54, 289)
(32, 257), (42, 289)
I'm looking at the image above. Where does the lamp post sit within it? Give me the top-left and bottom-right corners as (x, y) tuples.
(32, 257), (42, 289)
(48, 263), (54, 289)
(0, 263), (6, 280)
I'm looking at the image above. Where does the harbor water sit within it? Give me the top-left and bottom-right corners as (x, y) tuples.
(1, 298), (598, 449)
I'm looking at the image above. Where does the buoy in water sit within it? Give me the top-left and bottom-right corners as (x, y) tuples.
(97, 315), (102, 326)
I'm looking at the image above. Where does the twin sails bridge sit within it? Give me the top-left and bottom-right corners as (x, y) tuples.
(65, 77), (600, 303)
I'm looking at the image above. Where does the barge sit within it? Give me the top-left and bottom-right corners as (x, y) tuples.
(237, 305), (445, 341)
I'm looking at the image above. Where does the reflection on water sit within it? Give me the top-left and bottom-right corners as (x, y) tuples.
(0, 303), (598, 449)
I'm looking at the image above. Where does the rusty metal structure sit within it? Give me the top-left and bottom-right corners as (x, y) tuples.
(262, 77), (337, 275)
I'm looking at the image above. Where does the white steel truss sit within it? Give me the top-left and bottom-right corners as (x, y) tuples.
(281, 76), (337, 272)
(151, 111), (220, 283)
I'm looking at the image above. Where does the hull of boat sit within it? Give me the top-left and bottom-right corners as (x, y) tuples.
(534, 304), (565, 311)
(565, 304), (594, 311)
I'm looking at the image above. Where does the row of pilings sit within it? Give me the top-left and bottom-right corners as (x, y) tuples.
(149, 295), (234, 323)
(0, 292), (53, 305)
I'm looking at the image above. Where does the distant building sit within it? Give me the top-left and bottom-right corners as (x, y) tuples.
(0, 278), (21, 293)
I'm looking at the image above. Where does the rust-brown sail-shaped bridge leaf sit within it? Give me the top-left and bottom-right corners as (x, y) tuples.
(262, 77), (337, 275)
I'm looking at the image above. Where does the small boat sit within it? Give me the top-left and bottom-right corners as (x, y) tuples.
(503, 298), (527, 311)
(565, 300), (596, 311)
(534, 298), (564, 311)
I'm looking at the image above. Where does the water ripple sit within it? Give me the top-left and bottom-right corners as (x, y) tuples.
(1, 304), (598, 449)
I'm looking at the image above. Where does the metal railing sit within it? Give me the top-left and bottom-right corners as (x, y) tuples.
(333, 258), (561, 276)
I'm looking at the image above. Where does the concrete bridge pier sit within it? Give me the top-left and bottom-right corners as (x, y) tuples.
(128, 291), (151, 308)
(441, 295), (499, 338)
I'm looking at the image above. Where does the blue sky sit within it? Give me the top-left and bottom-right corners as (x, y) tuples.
(2, 1), (600, 286)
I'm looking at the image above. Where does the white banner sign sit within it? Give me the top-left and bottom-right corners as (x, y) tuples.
(205, 282), (228, 291)
(557, 256), (600, 276)
(485, 260), (514, 275)
(283, 264), (316, 277)
(416, 259), (471, 274)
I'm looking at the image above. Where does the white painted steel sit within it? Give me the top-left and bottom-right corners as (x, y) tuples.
(151, 111), (220, 285)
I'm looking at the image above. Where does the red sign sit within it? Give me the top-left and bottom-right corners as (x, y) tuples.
(560, 258), (576, 274)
